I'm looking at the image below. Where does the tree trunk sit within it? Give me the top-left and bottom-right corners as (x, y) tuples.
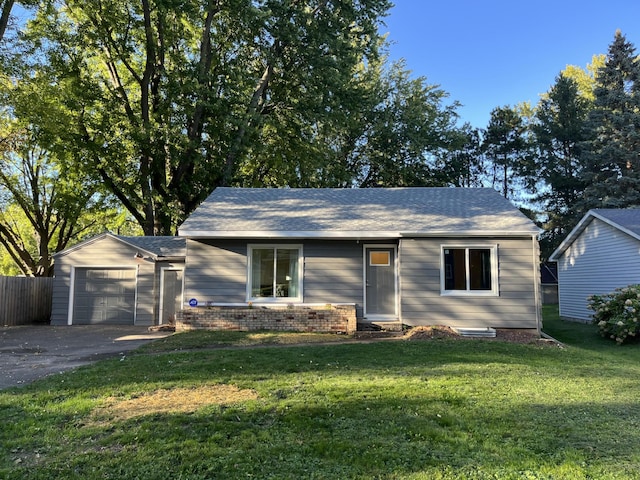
(0, 0), (14, 44)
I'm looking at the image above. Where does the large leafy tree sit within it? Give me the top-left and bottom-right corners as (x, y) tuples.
(0, 0), (15, 43)
(342, 59), (462, 188)
(580, 31), (640, 209)
(19, 0), (392, 235)
(211, 55), (465, 189)
(562, 55), (605, 102)
(0, 122), (119, 276)
(0, 74), (138, 276)
(530, 74), (592, 257)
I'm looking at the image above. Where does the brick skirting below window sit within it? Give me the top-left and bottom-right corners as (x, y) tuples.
(176, 304), (357, 334)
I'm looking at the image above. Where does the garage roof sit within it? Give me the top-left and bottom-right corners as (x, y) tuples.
(54, 233), (186, 260)
(119, 236), (186, 258)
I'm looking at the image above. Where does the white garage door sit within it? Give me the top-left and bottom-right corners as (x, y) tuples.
(72, 268), (137, 325)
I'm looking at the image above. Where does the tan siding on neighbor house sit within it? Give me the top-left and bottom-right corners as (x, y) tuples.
(399, 237), (538, 328)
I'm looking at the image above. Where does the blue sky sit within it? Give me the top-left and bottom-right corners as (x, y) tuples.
(382, 1), (640, 129)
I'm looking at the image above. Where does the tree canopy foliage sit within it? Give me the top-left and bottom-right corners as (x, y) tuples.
(1, 0), (476, 273)
(506, 31), (640, 258)
(2, 4), (640, 272)
(580, 31), (640, 210)
(18, 0), (399, 235)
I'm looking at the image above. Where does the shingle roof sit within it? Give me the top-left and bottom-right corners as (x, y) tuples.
(118, 236), (186, 258)
(549, 208), (640, 261)
(591, 208), (640, 237)
(179, 187), (539, 238)
(53, 233), (186, 259)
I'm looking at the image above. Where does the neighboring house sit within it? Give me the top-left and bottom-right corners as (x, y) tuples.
(177, 187), (542, 331)
(549, 208), (640, 322)
(51, 233), (185, 326)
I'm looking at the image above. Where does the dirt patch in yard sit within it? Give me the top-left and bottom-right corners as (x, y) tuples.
(405, 326), (461, 340)
(405, 326), (552, 345)
(91, 385), (258, 423)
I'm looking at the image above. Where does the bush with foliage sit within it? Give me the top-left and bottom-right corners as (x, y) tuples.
(587, 285), (640, 344)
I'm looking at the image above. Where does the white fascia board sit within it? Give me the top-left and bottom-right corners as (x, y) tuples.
(179, 229), (540, 239)
(548, 212), (603, 261)
(54, 232), (160, 260)
(548, 212), (595, 261)
(178, 230), (401, 239)
(53, 232), (116, 258)
(113, 238), (159, 260)
(400, 230), (540, 238)
(551, 210), (640, 261)
(590, 210), (640, 243)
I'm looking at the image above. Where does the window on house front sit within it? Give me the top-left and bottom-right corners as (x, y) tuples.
(249, 245), (302, 301)
(441, 246), (498, 295)
(369, 251), (391, 266)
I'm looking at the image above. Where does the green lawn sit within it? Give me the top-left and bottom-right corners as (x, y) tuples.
(2, 307), (640, 479)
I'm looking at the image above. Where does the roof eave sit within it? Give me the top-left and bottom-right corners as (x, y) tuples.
(551, 209), (640, 261)
(179, 230), (401, 240)
(156, 255), (186, 262)
(179, 229), (540, 239)
(549, 210), (601, 261)
(114, 238), (159, 260)
(401, 230), (540, 238)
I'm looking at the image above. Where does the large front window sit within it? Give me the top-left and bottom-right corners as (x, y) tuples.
(441, 246), (498, 295)
(249, 246), (302, 301)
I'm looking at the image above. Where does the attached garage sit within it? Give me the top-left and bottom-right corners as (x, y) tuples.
(51, 234), (185, 326)
(71, 268), (137, 325)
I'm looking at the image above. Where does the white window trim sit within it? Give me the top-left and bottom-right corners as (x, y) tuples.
(440, 245), (499, 297)
(159, 266), (185, 325)
(247, 244), (303, 303)
(362, 244), (399, 319)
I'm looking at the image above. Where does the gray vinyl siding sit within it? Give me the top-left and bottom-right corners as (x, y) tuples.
(399, 237), (539, 329)
(303, 241), (363, 314)
(51, 236), (157, 326)
(184, 239), (364, 312)
(557, 218), (640, 322)
(184, 239), (248, 303)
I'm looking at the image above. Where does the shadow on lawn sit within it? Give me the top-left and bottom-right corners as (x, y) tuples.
(4, 330), (640, 478)
(5, 387), (640, 479)
(543, 305), (640, 353)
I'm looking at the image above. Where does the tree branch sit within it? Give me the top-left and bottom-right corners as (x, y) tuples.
(0, 0), (14, 44)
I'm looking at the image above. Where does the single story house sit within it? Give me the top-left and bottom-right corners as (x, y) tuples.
(51, 233), (185, 325)
(177, 187), (542, 332)
(549, 208), (640, 322)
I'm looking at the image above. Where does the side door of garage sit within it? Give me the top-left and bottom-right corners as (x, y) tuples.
(72, 268), (137, 325)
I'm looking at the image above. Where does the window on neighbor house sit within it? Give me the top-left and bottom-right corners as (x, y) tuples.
(441, 246), (498, 295)
(249, 245), (302, 301)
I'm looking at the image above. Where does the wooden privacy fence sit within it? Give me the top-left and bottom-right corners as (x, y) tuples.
(0, 276), (53, 326)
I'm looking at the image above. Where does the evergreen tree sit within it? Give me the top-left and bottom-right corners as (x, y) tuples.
(482, 105), (530, 199)
(531, 74), (591, 258)
(580, 31), (640, 209)
(434, 123), (484, 188)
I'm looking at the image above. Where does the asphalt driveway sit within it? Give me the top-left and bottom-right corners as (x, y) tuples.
(0, 325), (172, 390)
